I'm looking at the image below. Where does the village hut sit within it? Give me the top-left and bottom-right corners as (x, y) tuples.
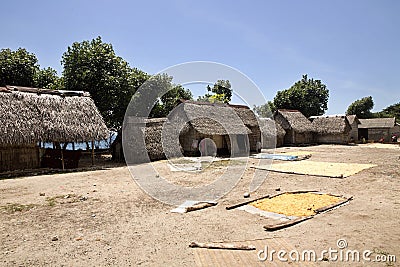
(0, 85), (109, 172)
(346, 115), (360, 141)
(258, 118), (286, 148)
(169, 101), (256, 156)
(311, 115), (352, 144)
(274, 109), (314, 145)
(358, 117), (398, 142)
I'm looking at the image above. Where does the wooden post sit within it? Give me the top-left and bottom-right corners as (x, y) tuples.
(61, 148), (65, 170)
(91, 139), (95, 166)
(72, 142), (75, 151)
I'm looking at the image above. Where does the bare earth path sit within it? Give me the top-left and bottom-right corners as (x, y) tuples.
(0, 144), (399, 266)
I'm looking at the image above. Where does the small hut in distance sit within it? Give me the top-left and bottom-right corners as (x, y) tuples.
(0, 85), (109, 172)
(311, 115), (352, 144)
(274, 109), (314, 145)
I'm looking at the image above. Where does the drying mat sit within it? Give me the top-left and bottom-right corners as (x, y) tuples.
(254, 161), (376, 178)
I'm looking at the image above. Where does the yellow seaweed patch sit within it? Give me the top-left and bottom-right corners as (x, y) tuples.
(250, 192), (345, 217)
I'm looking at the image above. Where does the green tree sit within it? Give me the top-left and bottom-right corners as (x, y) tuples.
(0, 48), (39, 86)
(374, 102), (400, 121)
(197, 80), (232, 103)
(34, 67), (61, 89)
(61, 36), (140, 129)
(253, 101), (275, 117)
(273, 75), (329, 117)
(346, 96), (374, 119)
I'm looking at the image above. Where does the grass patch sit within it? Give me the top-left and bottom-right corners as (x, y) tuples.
(45, 194), (81, 206)
(1, 203), (37, 213)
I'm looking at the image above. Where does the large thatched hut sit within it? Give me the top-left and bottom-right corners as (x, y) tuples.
(311, 115), (352, 144)
(170, 101), (259, 156)
(258, 118), (286, 148)
(0, 85), (109, 171)
(358, 117), (398, 142)
(274, 109), (314, 145)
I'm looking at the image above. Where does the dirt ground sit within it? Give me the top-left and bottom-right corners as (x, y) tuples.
(0, 144), (399, 266)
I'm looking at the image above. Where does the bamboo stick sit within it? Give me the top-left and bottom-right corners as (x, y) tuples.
(189, 242), (256, 250)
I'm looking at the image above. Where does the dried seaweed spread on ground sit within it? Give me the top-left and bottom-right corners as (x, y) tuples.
(250, 192), (345, 217)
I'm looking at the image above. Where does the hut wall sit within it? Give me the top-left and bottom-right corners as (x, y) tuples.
(349, 122), (359, 141)
(248, 126), (261, 151)
(0, 144), (39, 172)
(316, 134), (350, 144)
(283, 130), (294, 145)
(261, 133), (284, 148)
(277, 136), (285, 147)
(390, 125), (400, 137)
(289, 132), (313, 145)
(367, 128), (391, 142)
(180, 128), (229, 156)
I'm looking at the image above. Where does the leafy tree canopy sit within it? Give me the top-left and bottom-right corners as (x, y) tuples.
(346, 96), (374, 119)
(253, 101), (275, 117)
(197, 80), (232, 103)
(273, 75), (329, 118)
(0, 48), (39, 87)
(34, 67), (62, 89)
(62, 36), (144, 129)
(373, 102), (400, 121)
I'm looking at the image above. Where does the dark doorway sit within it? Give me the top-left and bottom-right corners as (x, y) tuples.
(358, 129), (368, 140)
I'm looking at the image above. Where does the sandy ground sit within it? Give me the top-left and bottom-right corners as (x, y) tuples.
(0, 144), (399, 266)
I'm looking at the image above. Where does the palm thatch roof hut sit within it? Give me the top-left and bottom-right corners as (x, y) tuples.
(274, 109), (314, 145)
(171, 101), (254, 156)
(258, 118), (286, 148)
(0, 85), (108, 171)
(311, 115), (352, 144)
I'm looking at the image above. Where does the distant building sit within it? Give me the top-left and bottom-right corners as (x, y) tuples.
(358, 117), (398, 142)
(311, 115), (352, 144)
(274, 110), (314, 145)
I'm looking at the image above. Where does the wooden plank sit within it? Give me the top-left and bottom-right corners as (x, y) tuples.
(254, 167), (344, 178)
(314, 197), (353, 213)
(225, 195), (270, 210)
(264, 216), (314, 231)
(189, 242), (256, 250)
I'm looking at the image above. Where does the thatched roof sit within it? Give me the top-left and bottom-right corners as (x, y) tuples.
(346, 115), (360, 125)
(0, 86), (109, 145)
(176, 102), (251, 135)
(258, 118), (286, 138)
(274, 109), (314, 133)
(230, 104), (259, 127)
(312, 116), (351, 134)
(358, 118), (396, 129)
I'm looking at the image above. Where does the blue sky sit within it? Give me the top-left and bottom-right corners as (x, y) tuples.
(1, 0), (399, 114)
